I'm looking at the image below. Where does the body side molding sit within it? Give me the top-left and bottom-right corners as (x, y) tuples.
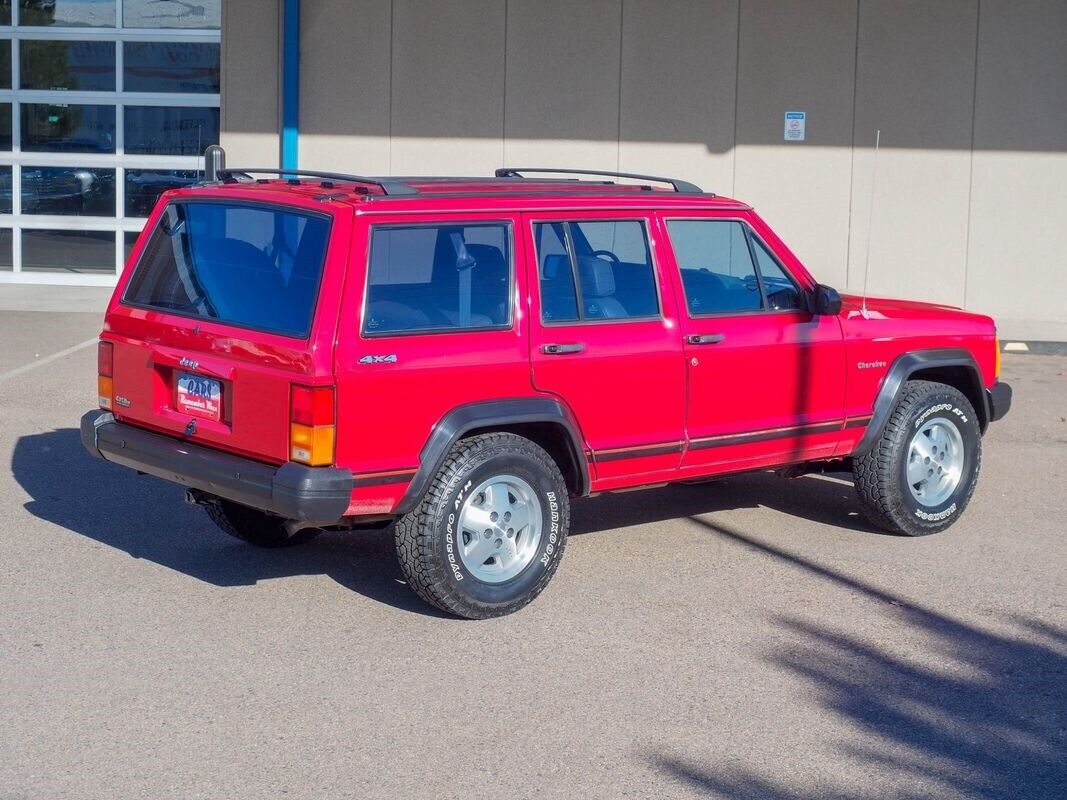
(851, 348), (987, 456)
(395, 397), (590, 515)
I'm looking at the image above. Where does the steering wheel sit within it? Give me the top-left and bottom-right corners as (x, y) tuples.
(590, 249), (621, 265)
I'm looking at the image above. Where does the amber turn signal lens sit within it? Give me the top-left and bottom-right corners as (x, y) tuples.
(994, 338), (1001, 380)
(290, 423), (335, 466)
(97, 375), (114, 410)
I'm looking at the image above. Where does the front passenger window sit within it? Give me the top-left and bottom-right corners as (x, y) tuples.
(666, 220), (801, 315)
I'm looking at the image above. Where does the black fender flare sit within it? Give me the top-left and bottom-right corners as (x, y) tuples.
(852, 348), (989, 456)
(395, 397), (590, 515)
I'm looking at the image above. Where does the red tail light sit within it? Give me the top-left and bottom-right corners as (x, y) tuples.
(290, 385), (335, 465)
(291, 385), (335, 426)
(98, 341), (114, 377)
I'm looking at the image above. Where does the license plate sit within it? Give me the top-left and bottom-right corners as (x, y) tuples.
(177, 372), (222, 422)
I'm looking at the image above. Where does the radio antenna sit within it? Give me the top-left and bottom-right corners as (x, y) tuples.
(860, 129), (881, 320)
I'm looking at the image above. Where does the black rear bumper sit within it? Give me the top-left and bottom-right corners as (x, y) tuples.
(986, 381), (1012, 423)
(80, 410), (352, 524)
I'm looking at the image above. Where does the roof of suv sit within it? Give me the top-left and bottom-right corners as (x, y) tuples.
(174, 170), (753, 213)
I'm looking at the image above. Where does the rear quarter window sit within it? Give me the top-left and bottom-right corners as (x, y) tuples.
(123, 201), (331, 338)
(362, 222), (512, 336)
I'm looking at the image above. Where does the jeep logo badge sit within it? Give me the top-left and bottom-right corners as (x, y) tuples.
(179, 357), (199, 369)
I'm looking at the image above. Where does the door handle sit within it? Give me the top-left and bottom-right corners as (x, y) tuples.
(542, 343), (586, 355)
(686, 334), (726, 345)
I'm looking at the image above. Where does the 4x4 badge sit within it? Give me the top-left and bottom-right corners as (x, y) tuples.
(359, 354), (398, 364)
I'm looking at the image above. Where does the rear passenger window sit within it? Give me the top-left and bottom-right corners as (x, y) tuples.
(534, 219), (659, 323)
(666, 220), (802, 315)
(363, 223), (511, 335)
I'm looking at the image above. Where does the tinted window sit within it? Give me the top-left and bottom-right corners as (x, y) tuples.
(0, 228), (12, 271)
(124, 203), (330, 338)
(20, 40), (116, 91)
(125, 106), (219, 155)
(21, 104), (116, 153)
(22, 167), (115, 216)
(751, 235), (803, 310)
(668, 220), (801, 315)
(123, 42), (220, 93)
(534, 219), (658, 322)
(22, 229), (115, 273)
(124, 0), (221, 29)
(0, 167), (9, 214)
(363, 223), (511, 335)
(0, 104), (9, 151)
(0, 41), (9, 89)
(534, 222), (578, 323)
(20, 0), (116, 26)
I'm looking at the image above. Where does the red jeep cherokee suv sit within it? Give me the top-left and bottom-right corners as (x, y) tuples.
(81, 164), (1012, 618)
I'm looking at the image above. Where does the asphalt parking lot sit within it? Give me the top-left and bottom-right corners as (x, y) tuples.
(1, 296), (1064, 800)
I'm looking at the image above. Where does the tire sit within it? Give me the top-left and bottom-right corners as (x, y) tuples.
(852, 380), (982, 536)
(395, 432), (570, 619)
(204, 498), (321, 548)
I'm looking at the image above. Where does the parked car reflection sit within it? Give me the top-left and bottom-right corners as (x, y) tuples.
(0, 167), (116, 216)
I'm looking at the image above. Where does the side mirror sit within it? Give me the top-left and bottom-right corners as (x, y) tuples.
(814, 284), (842, 315)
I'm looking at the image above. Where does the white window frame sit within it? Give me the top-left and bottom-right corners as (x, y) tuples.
(0, 0), (220, 286)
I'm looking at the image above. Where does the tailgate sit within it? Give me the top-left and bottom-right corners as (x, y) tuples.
(103, 197), (347, 464)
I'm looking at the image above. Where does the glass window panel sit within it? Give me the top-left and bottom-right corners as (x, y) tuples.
(123, 0), (220, 29)
(21, 103), (116, 153)
(20, 40), (116, 91)
(0, 40), (10, 88)
(123, 42), (219, 93)
(20, 0), (116, 27)
(0, 2), (10, 26)
(364, 223), (512, 335)
(0, 228), (12, 270)
(569, 220), (658, 319)
(751, 235), (803, 311)
(0, 103), (11, 150)
(124, 106), (218, 155)
(125, 169), (198, 217)
(667, 220), (763, 315)
(534, 222), (579, 323)
(22, 166), (115, 216)
(0, 166), (11, 213)
(22, 229), (115, 272)
(124, 203), (330, 338)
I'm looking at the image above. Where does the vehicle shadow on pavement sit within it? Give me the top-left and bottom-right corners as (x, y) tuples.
(11, 428), (450, 618)
(570, 471), (888, 537)
(13, 429), (885, 617)
(649, 517), (1067, 799)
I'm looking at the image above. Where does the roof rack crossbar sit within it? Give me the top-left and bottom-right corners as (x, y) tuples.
(494, 167), (704, 194)
(215, 168), (417, 196)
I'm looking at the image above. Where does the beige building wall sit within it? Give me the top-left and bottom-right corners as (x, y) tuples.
(220, 0), (281, 166)
(221, 0), (1067, 341)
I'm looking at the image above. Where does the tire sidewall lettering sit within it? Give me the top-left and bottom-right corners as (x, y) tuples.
(900, 398), (980, 524)
(433, 451), (567, 607)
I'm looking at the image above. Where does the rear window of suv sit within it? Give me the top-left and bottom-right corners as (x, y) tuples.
(123, 201), (331, 338)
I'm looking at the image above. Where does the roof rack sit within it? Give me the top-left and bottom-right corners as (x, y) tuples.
(215, 168), (417, 196)
(494, 167), (705, 195)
